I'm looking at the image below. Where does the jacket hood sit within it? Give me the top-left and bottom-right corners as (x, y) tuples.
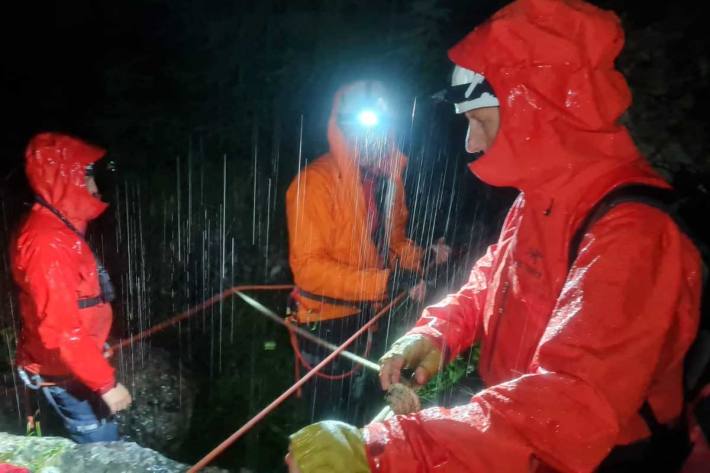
(326, 82), (407, 179)
(25, 132), (108, 225)
(448, 0), (666, 197)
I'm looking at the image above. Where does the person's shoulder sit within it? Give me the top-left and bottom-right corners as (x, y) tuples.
(302, 153), (339, 178)
(589, 202), (685, 254)
(596, 202), (677, 235)
(287, 154), (337, 194)
(15, 214), (77, 259)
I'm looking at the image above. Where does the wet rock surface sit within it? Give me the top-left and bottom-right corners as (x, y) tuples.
(0, 432), (229, 472)
(617, 7), (710, 180)
(114, 345), (195, 457)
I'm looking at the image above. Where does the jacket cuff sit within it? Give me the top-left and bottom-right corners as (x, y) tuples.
(405, 327), (453, 362)
(96, 380), (117, 395)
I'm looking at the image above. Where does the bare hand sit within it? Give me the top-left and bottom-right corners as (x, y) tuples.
(379, 334), (443, 390)
(101, 383), (132, 414)
(430, 237), (452, 265)
(408, 280), (427, 303)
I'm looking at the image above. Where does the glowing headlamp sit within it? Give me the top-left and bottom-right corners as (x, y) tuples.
(337, 81), (393, 137)
(357, 109), (380, 128)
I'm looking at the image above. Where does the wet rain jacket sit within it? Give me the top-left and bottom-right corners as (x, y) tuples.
(12, 133), (115, 393)
(286, 84), (423, 322)
(363, 1), (702, 472)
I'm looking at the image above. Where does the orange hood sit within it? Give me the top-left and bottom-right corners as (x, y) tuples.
(326, 82), (407, 181)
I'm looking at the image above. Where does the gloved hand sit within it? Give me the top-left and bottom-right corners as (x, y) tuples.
(379, 334), (443, 390)
(387, 267), (426, 303)
(288, 421), (371, 473)
(429, 237), (452, 266)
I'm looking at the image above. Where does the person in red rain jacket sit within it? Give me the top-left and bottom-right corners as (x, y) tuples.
(286, 1), (702, 472)
(12, 132), (132, 443)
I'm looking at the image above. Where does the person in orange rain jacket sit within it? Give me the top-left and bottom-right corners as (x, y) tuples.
(12, 132), (132, 443)
(286, 1), (703, 472)
(286, 80), (451, 422)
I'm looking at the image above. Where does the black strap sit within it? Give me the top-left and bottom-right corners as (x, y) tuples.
(364, 171), (393, 265)
(78, 295), (106, 309)
(34, 196), (113, 309)
(35, 195), (86, 238)
(568, 185), (676, 271)
(639, 401), (665, 437)
(296, 288), (363, 308)
(569, 185), (696, 471)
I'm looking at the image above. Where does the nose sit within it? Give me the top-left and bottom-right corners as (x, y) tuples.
(465, 121), (487, 154)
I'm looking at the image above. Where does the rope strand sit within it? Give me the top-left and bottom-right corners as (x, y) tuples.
(187, 291), (408, 472)
(110, 284), (294, 350)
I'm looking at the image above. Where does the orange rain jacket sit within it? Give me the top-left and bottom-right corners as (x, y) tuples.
(12, 133), (116, 393)
(363, 1), (702, 472)
(286, 83), (423, 322)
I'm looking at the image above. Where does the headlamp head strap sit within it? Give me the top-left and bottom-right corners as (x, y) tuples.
(432, 66), (499, 114)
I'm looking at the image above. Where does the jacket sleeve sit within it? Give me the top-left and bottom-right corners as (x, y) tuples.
(364, 204), (702, 473)
(406, 242), (498, 359)
(24, 240), (116, 393)
(286, 170), (390, 301)
(388, 181), (424, 273)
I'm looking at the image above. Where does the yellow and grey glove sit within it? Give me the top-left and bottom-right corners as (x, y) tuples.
(379, 334), (443, 388)
(289, 420), (370, 473)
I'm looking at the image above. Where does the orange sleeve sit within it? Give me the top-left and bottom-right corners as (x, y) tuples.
(364, 204), (701, 472)
(286, 169), (390, 301)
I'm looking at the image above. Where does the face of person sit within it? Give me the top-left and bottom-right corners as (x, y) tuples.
(86, 174), (101, 199)
(350, 131), (393, 171)
(464, 106), (500, 155)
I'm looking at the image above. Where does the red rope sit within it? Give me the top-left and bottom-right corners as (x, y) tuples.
(187, 291), (408, 472)
(287, 321), (373, 381)
(110, 284), (293, 351)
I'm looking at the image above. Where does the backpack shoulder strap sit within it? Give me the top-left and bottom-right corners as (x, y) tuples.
(568, 185), (676, 270)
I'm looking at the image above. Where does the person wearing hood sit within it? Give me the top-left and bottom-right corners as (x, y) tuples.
(286, 1), (702, 472)
(285, 80), (451, 422)
(12, 132), (132, 443)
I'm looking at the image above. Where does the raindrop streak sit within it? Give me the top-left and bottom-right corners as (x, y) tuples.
(252, 124), (259, 246)
(0, 82), (502, 472)
(3, 330), (21, 424)
(219, 154), (227, 372)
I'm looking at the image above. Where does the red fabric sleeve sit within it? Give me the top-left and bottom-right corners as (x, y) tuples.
(407, 243), (498, 359)
(24, 241), (115, 392)
(364, 204), (701, 473)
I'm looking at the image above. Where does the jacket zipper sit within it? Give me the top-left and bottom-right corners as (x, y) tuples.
(485, 279), (511, 375)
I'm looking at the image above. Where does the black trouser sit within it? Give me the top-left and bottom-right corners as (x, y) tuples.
(296, 313), (387, 426)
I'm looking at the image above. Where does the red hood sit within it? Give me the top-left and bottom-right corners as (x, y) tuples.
(24, 132), (108, 227)
(326, 82), (407, 179)
(449, 0), (666, 199)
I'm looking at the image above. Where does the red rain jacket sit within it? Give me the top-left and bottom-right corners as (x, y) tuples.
(12, 133), (115, 393)
(363, 1), (702, 472)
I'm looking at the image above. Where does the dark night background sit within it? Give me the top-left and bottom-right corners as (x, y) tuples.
(1, 1), (709, 471)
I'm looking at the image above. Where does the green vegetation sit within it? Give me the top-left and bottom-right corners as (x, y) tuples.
(418, 345), (480, 403)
